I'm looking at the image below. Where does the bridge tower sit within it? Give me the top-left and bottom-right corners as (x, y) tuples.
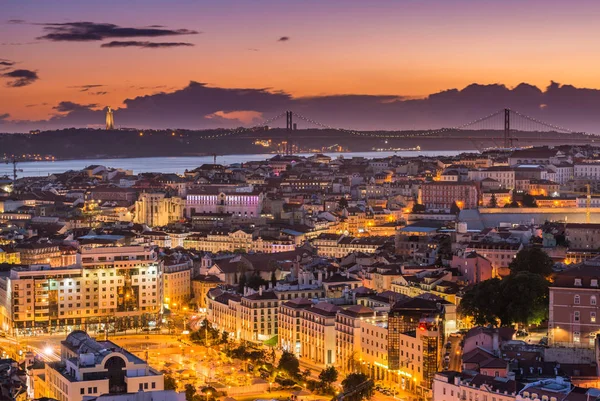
(285, 110), (294, 155)
(504, 108), (512, 148)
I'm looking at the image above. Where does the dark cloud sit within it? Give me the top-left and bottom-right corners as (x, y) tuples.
(0, 61), (15, 66)
(89, 91), (109, 96)
(0, 113), (9, 120)
(37, 22), (199, 42)
(2, 69), (39, 87)
(9, 80), (600, 134)
(69, 84), (105, 92)
(100, 41), (194, 48)
(248, 48), (260, 52)
(53, 101), (97, 113)
(278, 36), (290, 42)
(6, 19), (25, 24)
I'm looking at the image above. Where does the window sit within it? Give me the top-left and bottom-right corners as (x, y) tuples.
(592, 312), (597, 323)
(575, 295), (581, 305)
(575, 311), (580, 322)
(574, 331), (581, 343)
(592, 296), (597, 306)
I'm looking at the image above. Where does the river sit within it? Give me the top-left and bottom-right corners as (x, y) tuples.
(1, 150), (475, 177)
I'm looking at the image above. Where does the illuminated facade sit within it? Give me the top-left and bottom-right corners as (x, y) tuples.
(105, 106), (115, 130)
(134, 193), (184, 227)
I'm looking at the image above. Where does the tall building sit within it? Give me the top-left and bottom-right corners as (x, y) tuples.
(0, 246), (163, 334)
(106, 106), (115, 130)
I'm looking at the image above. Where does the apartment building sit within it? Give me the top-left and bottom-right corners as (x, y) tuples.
(549, 258), (600, 347)
(279, 298), (313, 356)
(299, 302), (340, 366)
(185, 188), (264, 218)
(312, 234), (390, 258)
(419, 182), (479, 210)
(335, 304), (375, 374)
(463, 242), (523, 277)
(574, 163), (600, 179)
(42, 331), (163, 401)
(0, 246), (163, 334)
(468, 168), (516, 189)
(565, 223), (600, 249)
(162, 258), (191, 311)
(238, 288), (279, 342)
(433, 372), (521, 401)
(16, 242), (77, 268)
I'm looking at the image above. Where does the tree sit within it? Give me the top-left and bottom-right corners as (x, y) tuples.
(341, 373), (373, 400)
(185, 384), (197, 401)
(458, 278), (504, 326)
(504, 200), (520, 208)
(489, 193), (498, 208)
(450, 201), (461, 214)
(270, 271), (277, 288)
(247, 273), (268, 290)
(164, 374), (177, 391)
(338, 197), (349, 210)
(522, 193), (538, 207)
(277, 351), (300, 379)
(509, 247), (554, 277)
(221, 330), (230, 344)
(499, 271), (549, 326)
(237, 272), (247, 294)
(319, 366), (339, 391)
(412, 203), (426, 213)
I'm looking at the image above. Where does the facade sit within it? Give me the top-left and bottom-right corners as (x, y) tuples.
(183, 230), (295, 254)
(133, 193), (184, 227)
(0, 246), (163, 333)
(0, 247), (20, 264)
(298, 302), (340, 366)
(185, 188), (264, 218)
(312, 234), (390, 258)
(419, 182), (478, 210)
(451, 252), (495, 284)
(15, 242), (76, 268)
(468, 168), (516, 189)
(463, 243), (522, 277)
(279, 298), (313, 356)
(574, 163), (600, 179)
(162, 260), (191, 311)
(43, 331), (163, 401)
(433, 372), (520, 401)
(565, 224), (600, 250)
(549, 258), (600, 347)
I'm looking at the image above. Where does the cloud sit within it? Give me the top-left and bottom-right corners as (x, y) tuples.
(37, 21), (199, 42)
(206, 110), (264, 124)
(0, 61), (15, 66)
(53, 101), (98, 113)
(10, 80), (600, 134)
(0, 113), (9, 121)
(69, 84), (105, 92)
(2, 69), (39, 87)
(100, 41), (194, 48)
(278, 36), (290, 42)
(90, 91), (109, 96)
(6, 19), (25, 24)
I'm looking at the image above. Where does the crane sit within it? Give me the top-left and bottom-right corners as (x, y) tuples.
(560, 184), (592, 224)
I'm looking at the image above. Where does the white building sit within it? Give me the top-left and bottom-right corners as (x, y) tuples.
(468, 168), (516, 189)
(43, 331), (164, 401)
(185, 187), (264, 218)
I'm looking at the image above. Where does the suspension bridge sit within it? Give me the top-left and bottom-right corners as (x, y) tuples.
(196, 108), (597, 154)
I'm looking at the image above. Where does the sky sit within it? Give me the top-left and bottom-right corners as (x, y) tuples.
(3, 0), (600, 132)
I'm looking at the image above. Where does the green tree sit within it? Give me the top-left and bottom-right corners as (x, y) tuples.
(164, 374), (177, 391)
(522, 193), (538, 207)
(499, 271), (549, 326)
(277, 350), (300, 379)
(489, 193), (498, 208)
(509, 247), (554, 277)
(341, 373), (373, 400)
(221, 330), (230, 344)
(458, 278), (504, 326)
(338, 197), (349, 210)
(319, 366), (339, 391)
(247, 273), (268, 290)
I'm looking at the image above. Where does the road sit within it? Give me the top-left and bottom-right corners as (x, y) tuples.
(446, 334), (462, 372)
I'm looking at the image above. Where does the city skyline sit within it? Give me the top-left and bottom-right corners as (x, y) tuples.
(3, 0), (600, 131)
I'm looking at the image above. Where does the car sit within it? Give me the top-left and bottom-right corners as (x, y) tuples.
(444, 355), (450, 362)
(516, 330), (528, 337)
(445, 341), (452, 349)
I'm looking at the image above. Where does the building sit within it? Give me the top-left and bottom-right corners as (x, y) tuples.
(311, 234), (390, 258)
(565, 224), (600, 250)
(335, 304), (375, 375)
(185, 188), (264, 218)
(133, 193), (184, 227)
(549, 258), (600, 347)
(183, 230), (295, 254)
(0, 246), (163, 334)
(15, 242), (76, 268)
(238, 288), (279, 342)
(419, 182), (478, 210)
(279, 298), (313, 356)
(463, 242), (523, 277)
(509, 148), (562, 166)
(574, 163), (600, 179)
(468, 168), (516, 189)
(433, 372), (521, 401)
(450, 252), (494, 284)
(0, 247), (20, 264)
(43, 331), (163, 401)
(162, 258), (191, 311)
(298, 302), (340, 366)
